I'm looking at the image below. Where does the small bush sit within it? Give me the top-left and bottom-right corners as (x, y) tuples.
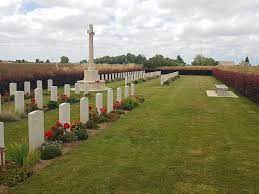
(47, 101), (59, 110)
(0, 111), (20, 122)
(10, 95), (15, 101)
(71, 122), (88, 140)
(0, 163), (32, 187)
(67, 97), (79, 104)
(86, 120), (99, 129)
(98, 113), (109, 123)
(8, 142), (29, 167)
(122, 97), (139, 110)
(40, 142), (62, 160)
(107, 112), (121, 122)
(62, 132), (77, 143)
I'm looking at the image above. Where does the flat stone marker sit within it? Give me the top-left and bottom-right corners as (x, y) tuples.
(47, 79), (53, 91)
(117, 87), (122, 103)
(9, 83), (17, 96)
(107, 89), (113, 113)
(124, 86), (129, 98)
(28, 110), (44, 151)
(80, 97), (89, 124)
(37, 80), (42, 89)
(24, 81), (30, 95)
(51, 86), (58, 101)
(35, 88), (43, 109)
(59, 103), (70, 131)
(95, 93), (103, 115)
(64, 84), (70, 97)
(130, 84), (135, 96)
(0, 122), (5, 165)
(75, 83), (80, 94)
(15, 91), (25, 113)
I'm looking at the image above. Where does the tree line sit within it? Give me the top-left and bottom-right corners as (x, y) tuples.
(10, 53), (219, 67)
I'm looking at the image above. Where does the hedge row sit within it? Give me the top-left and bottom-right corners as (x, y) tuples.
(0, 67), (142, 94)
(213, 68), (259, 103)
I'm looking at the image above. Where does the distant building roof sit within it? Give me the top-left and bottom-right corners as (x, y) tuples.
(218, 61), (236, 66)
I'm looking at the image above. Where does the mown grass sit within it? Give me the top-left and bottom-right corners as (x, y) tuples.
(8, 76), (259, 193)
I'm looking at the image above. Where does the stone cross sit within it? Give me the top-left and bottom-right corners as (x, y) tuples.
(28, 110), (44, 151)
(87, 24), (95, 70)
(15, 91), (25, 113)
(35, 88), (43, 109)
(24, 81), (30, 95)
(107, 89), (113, 113)
(80, 97), (89, 124)
(117, 88), (122, 103)
(51, 86), (58, 101)
(95, 93), (103, 115)
(48, 79), (53, 91)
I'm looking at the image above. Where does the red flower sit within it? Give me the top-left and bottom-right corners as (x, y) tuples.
(56, 120), (62, 127)
(113, 101), (122, 110)
(31, 98), (36, 104)
(64, 123), (70, 129)
(44, 130), (53, 139)
(100, 107), (107, 114)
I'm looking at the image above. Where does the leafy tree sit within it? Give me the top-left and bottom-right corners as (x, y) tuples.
(80, 59), (87, 64)
(35, 59), (40, 63)
(245, 56), (250, 63)
(176, 55), (185, 64)
(192, 54), (217, 66)
(45, 59), (50, 63)
(60, 56), (69, 63)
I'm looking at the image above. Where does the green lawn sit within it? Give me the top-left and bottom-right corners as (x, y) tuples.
(10, 76), (259, 193)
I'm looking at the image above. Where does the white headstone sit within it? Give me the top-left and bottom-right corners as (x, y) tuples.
(117, 87), (122, 103)
(64, 84), (70, 97)
(80, 97), (89, 124)
(59, 103), (70, 126)
(37, 80), (42, 89)
(51, 86), (58, 101)
(124, 86), (129, 98)
(15, 91), (25, 113)
(24, 81), (30, 95)
(0, 122), (5, 165)
(75, 83), (80, 94)
(105, 74), (108, 81)
(47, 79), (53, 91)
(107, 89), (113, 113)
(95, 93), (103, 115)
(130, 84), (135, 96)
(28, 110), (44, 151)
(9, 83), (17, 96)
(35, 88), (43, 109)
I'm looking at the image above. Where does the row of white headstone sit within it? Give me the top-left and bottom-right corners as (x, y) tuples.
(160, 71), (179, 86)
(125, 71), (161, 85)
(100, 71), (145, 82)
(0, 84), (135, 162)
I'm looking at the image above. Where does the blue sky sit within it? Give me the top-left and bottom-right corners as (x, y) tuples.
(0, 0), (258, 64)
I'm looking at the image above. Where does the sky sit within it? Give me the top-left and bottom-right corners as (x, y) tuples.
(0, 0), (259, 64)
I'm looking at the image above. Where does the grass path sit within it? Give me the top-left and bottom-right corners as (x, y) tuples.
(12, 76), (259, 193)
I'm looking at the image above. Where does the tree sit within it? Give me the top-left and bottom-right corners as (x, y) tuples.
(35, 59), (40, 63)
(80, 59), (87, 64)
(45, 59), (50, 63)
(192, 54), (217, 66)
(176, 55), (185, 64)
(60, 56), (69, 63)
(245, 56), (250, 63)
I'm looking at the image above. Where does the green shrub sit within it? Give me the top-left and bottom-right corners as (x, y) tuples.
(8, 142), (29, 167)
(0, 111), (20, 122)
(122, 97), (139, 110)
(0, 163), (32, 187)
(67, 97), (79, 104)
(10, 95), (14, 101)
(107, 112), (121, 122)
(40, 142), (62, 160)
(47, 101), (59, 110)
(62, 132), (77, 143)
(76, 128), (88, 140)
(86, 120), (99, 129)
(98, 113), (109, 123)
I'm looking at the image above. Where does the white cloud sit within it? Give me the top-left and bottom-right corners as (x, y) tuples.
(0, 0), (259, 64)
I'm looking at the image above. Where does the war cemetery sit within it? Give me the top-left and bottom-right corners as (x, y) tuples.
(0, 1), (259, 192)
